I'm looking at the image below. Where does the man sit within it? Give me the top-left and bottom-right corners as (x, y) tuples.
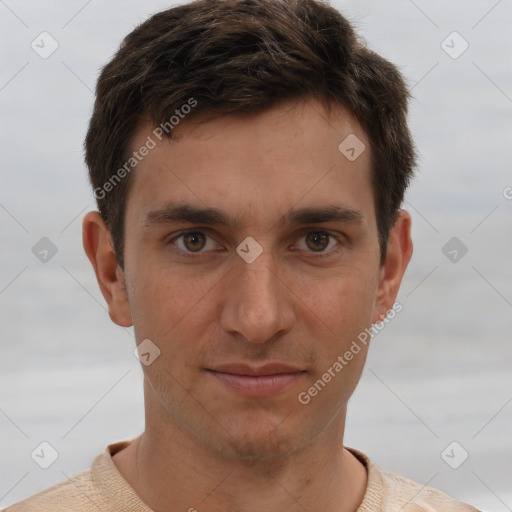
(4, 0), (480, 510)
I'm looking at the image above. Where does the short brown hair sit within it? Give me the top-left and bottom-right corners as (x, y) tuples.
(85, 0), (416, 269)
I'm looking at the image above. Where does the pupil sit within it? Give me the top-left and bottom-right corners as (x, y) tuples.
(184, 232), (205, 252)
(307, 232), (328, 251)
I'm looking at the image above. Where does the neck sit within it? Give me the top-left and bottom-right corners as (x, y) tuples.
(113, 395), (367, 512)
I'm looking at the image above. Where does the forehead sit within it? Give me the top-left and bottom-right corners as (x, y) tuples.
(124, 98), (374, 232)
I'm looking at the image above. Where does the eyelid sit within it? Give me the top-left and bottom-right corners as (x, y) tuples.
(166, 228), (345, 258)
(292, 228), (344, 258)
(166, 228), (222, 257)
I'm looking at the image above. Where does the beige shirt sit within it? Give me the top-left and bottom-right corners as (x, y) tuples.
(3, 440), (480, 511)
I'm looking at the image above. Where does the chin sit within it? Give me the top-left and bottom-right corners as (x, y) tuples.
(207, 413), (312, 466)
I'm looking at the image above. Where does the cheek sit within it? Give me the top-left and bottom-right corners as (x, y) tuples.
(295, 265), (378, 340)
(296, 271), (376, 408)
(126, 264), (220, 358)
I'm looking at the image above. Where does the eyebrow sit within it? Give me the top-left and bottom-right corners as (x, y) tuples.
(144, 202), (364, 229)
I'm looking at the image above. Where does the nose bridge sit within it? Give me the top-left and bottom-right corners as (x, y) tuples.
(240, 251), (279, 301)
(220, 246), (295, 344)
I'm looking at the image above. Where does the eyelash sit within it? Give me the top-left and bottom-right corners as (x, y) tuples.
(166, 229), (344, 260)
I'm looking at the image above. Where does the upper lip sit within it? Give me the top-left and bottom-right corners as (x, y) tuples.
(207, 363), (305, 376)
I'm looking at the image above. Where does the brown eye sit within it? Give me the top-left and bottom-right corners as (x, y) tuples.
(305, 231), (330, 252)
(182, 232), (207, 252)
(295, 230), (342, 259)
(168, 229), (223, 258)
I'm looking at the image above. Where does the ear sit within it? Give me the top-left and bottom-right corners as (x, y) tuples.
(372, 209), (413, 324)
(82, 211), (133, 327)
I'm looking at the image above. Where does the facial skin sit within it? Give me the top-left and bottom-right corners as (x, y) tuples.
(83, 98), (412, 512)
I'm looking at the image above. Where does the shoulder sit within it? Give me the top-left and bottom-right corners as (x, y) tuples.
(379, 468), (481, 511)
(1, 467), (99, 512)
(2, 440), (144, 512)
(346, 447), (481, 512)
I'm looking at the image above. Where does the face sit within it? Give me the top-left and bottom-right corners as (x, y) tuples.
(84, 98), (411, 464)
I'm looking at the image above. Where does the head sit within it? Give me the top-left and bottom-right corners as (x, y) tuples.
(86, 0), (415, 270)
(83, 0), (415, 464)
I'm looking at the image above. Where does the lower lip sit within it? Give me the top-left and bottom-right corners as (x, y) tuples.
(207, 370), (306, 397)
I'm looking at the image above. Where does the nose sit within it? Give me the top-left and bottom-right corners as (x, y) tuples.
(218, 248), (296, 344)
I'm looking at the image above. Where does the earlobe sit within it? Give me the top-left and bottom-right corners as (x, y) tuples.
(82, 211), (133, 327)
(372, 210), (413, 324)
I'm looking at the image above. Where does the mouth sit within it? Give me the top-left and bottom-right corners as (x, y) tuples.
(205, 363), (307, 397)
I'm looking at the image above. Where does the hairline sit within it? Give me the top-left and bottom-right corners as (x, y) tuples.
(113, 95), (389, 269)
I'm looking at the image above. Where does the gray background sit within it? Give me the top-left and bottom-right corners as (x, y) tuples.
(1, 0), (511, 510)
